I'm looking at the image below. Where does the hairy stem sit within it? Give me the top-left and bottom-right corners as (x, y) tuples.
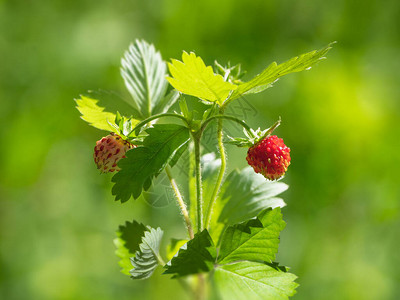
(188, 144), (197, 225)
(205, 115), (226, 229)
(165, 166), (194, 239)
(193, 136), (203, 232)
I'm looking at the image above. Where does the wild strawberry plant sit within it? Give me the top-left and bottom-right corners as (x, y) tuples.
(76, 40), (332, 299)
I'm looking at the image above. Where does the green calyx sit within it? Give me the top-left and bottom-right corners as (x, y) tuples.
(227, 118), (281, 148)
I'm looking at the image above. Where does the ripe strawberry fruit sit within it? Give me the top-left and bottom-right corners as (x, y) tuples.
(94, 133), (135, 173)
(246, 135), (291, 180)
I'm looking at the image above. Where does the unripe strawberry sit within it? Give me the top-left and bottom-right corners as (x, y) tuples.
(246, 135), (291, 180)
(94, 133), (135, 173)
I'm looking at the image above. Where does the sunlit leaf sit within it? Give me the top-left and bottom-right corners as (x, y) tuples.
(213, 261), (298, 300)
(83, 89), (142, 120)
(75, 96), (117, 132)
(166, 238), (188, 261)
(121, 40), (169, 119)
(130, 227), (164, 279)
(167, 52), (237, 105)
(112, 124), (190, 202)
(228, 43), (334, 101)
(218, 208), (285, 264)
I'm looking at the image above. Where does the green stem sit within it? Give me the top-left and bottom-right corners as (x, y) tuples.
(205, 115), (226, 229)
(193, 135), (203, 232)
(196, 273), (206, 300)
(188, 144), (197, 223)
(200, 114), (251, 134)
(128, 113), (188, 136)
(165, 166), (194, 239)
(156, 253), (166, 266)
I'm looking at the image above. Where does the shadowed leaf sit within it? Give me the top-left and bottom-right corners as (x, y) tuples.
(164, 230), (216, 278)
(112, 124), (190, 202)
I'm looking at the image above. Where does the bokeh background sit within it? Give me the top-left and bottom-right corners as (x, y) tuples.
(1, 0), (399, 299)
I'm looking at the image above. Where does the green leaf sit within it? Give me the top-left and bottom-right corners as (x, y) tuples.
(208, 167), (287, 244)
(217, 167), (288, 225)
(169, 141), (189, 168)
(217, 208), (285, 265)
(113, 220), (147, 276)
(164, 229), (216, 278)
(152, 89), (180, 115)
(167, 52), (237, 105)
(112, 124), (190, 202)
(213, 261), (298, 300)
(229, 43), (334, 101)
(84, 89), (142, 120)
(130, 226), (164, 279)
(121, 40), (169, 119)
(201, 153), (222, 221)
(75, 96), (118, 132)
(166, 238), (188, 261)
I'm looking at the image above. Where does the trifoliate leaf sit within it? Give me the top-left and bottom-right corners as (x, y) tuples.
(164, 230), (216, 278)
(166, 238), (188, 261)
(121, 40), (169, 119)
(113, 220), (147, 276)
(213, 261), (298, 300)
(228, 43), (334, 102)
(217, 208), (285, 264)
(167, 52), (237, 105)
(75, 96), (118, 132)
(130, 227), (164, 279)
(112, 124), (190, 202)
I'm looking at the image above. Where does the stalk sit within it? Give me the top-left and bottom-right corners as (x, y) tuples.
(127, 113), (189, 136)
(200, 114), (251, 133)
(165, 166), (194, 239)
(193, 135), (203, 232)
(196, 274), (206, 300)
(204, 115), (226, 229)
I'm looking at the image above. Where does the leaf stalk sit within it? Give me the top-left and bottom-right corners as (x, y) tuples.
(200, 114), (251, 134)
(127, 113), (189, 136)
(165, 166), (194, 239)
(205, 108), (227, 229)
(193, 133), (204, 232)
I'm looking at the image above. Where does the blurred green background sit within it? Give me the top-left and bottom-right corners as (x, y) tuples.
(1, 0), (399, 299)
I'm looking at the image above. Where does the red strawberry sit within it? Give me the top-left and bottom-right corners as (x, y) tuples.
(246, 135), (291, 180)
(94, 133), (135, 173)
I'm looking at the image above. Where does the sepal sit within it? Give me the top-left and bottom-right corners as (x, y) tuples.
(227, 118), (281, 148)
